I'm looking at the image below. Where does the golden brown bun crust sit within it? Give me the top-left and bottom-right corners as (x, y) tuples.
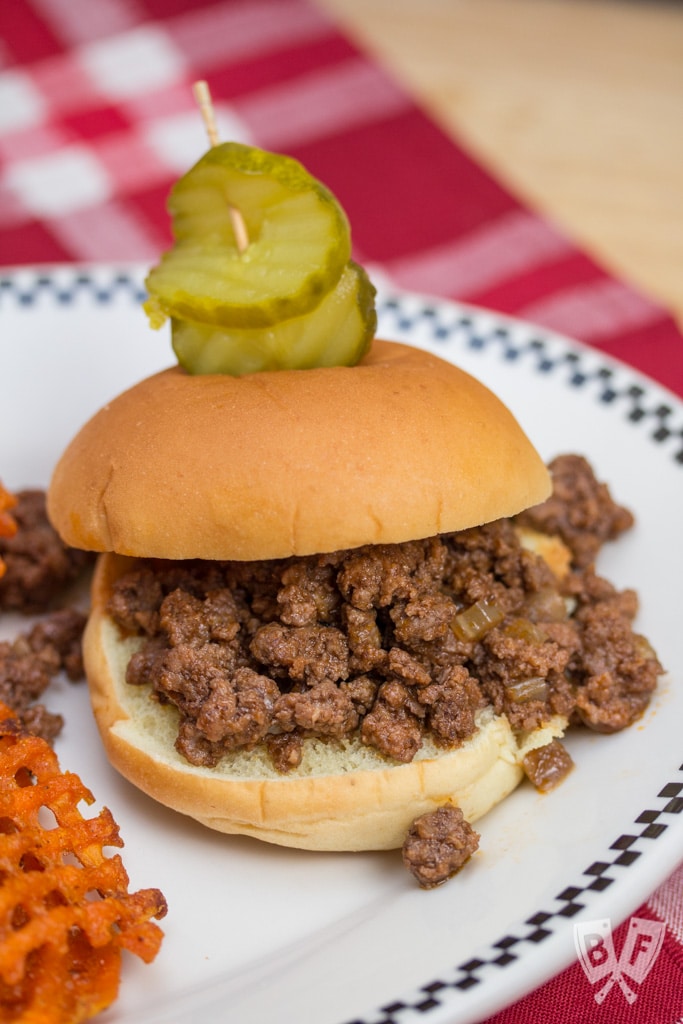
(84, 553), (567, 851)
(48, 340), (551, 560)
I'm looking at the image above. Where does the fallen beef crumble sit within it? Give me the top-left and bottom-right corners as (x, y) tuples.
(402, 805), (480, 889)
(0, 490), (94, 614)
(0, 608), (87, 743)
(0, 490), (91, 741)
(107, 454), (664, 774)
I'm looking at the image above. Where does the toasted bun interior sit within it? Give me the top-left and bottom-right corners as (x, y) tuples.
(84, 553), (567, 852)
(48, 340), (550, 561)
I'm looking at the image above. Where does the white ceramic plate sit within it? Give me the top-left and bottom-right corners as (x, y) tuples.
(1, 266), (681, 1024)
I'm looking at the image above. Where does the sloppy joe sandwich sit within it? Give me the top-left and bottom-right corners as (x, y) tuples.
(46, 133), (663, 885)
(47, 336), (662, 865)
(46, 338), (563, 848)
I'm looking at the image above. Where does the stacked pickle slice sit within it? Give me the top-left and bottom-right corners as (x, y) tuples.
(144, 142), (377, 375)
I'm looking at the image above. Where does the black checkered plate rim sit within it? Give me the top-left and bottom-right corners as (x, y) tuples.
(2, 266), (681, 466)
(377, 290), (683, 469)
(2, 266), (682, 1024)
(341, 770), (683, 1024)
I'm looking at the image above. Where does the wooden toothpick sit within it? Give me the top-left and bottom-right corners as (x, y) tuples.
(193, 80), (219, 146)
(192, 80), (249, 255)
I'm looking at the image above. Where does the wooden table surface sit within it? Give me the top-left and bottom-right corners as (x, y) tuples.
(315, 0), (683, 327)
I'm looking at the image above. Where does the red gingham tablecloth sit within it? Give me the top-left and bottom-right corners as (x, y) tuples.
(0, 2), (681, 1021)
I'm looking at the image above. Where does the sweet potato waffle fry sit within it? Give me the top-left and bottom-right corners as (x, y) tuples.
(0, 484), (17, 581)
(0, 702), (167, 1023)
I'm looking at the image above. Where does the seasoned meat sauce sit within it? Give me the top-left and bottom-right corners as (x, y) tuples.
(107, 455), (663, 774)
(0, 491), (90, 741)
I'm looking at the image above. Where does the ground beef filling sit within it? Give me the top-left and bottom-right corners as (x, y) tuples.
(0, 490), (94, 614)
(107, 455), (663, 775)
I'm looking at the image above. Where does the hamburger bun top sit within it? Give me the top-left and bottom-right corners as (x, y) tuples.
(48, 339), (550, 560)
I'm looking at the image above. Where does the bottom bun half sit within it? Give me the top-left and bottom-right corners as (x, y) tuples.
(84, 553), (567, 852)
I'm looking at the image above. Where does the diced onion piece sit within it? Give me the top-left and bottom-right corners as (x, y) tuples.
(504, 677), (549, 704)
(524, 588), (568, 623)
(522, 738), (574, 792)
(634, 634), (657, 661)
(451, 598), (504, 642)
(503, 618), (548, 643)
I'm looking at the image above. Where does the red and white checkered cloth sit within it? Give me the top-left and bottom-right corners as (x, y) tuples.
(1, 1), (681, 1020)
(1, 0), (682, 397)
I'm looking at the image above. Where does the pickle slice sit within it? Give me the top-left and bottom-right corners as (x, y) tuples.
(144, 143), (351, 329)
(171, 261), (376, 375)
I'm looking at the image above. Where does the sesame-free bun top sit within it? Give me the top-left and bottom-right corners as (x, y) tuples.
(48, 340), (551, 560)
